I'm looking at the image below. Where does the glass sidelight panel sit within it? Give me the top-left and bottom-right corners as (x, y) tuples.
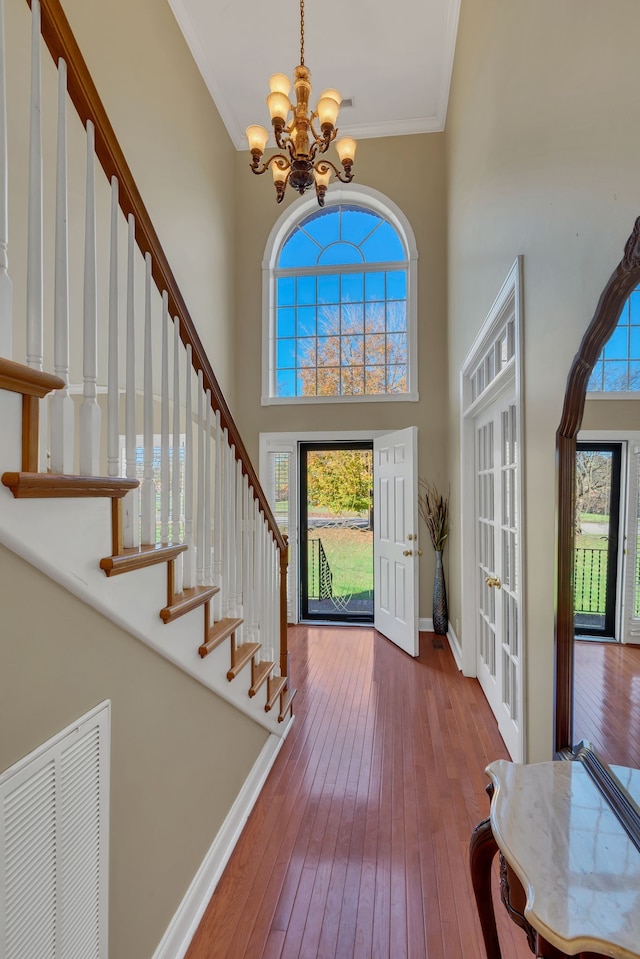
(574, 443), (622, 639)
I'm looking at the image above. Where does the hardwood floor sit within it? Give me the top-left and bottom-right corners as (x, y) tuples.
(573, 639), (640, 767)
(185, 627), (533, 959)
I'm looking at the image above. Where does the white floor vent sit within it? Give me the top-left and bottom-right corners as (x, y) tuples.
(0, 701), (110, 958)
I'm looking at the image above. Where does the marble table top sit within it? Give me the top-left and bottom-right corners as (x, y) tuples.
(486, 759), (640, 959)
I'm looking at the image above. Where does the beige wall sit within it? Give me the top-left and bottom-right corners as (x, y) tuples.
(582, 399), (640, 432)
(233, 133), (449, 616)
(446, 0), (640, 759)
(0, 544), (268, 959)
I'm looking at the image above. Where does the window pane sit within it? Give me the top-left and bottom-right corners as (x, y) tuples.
(604, 326), (628, 360)
(277, 308), (295, 337)
(387, 333), (407, 365)
(365, 334), (385, 365)
(387, 365), (407, 392)
(342, 335), (364, 365)
(297, 306), (316, 336)
(317, 336), (340, 366)
(387, 270), (407, 299)
(342, 365), (364, 395)
(341, 206), (382, 245)
(298, 368), (316, 395)
(277, 339), (295, 369)
(603, 360), (628, 390)
(300, 208), (340, 246)
(341, 272), (364, 303)
(279, 229), (321, 268)
(317, 368), (339, 394)
(318, 242), (363, 265)
(365, 302), (385, 332)
(277, 276), (295, 306)
(297, 338), (316, 367)
(342, 303), (364, 334)
(297, 275), (316, 305)
(630, 326), (640, 359)
(360, 221), (405, 262)
(318, 274), (340, 304)
(365, 366), (385, 394)
(630, 290), (640, 324)
(630, 361), (640, 389)
(387, 301), (406, 332)
(277, 369), (296, 396)
(365, 272), (385, 302)
(318, 306), (339, 336)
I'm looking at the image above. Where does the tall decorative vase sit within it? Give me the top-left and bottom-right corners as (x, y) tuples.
(433, 549), (448, 635)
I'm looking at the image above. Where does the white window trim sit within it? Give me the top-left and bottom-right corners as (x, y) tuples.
(261, 184), (419, 405)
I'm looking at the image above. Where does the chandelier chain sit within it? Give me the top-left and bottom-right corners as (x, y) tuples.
(300, 0), (305, 65)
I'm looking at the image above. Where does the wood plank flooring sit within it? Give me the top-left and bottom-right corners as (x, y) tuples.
(185, 627), (534, 959)
(573, 639), (640, 767)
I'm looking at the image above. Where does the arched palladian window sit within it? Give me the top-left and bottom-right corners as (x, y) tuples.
(262, 186), (418, 404)
(588, 282), (640, 392)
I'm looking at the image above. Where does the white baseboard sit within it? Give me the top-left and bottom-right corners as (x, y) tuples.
(419, 618), (463, 670)
(152, 726), (291, 959)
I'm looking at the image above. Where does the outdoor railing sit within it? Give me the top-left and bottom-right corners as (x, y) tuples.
(309, 537), (333, 601)
(574, 546), (607, 615)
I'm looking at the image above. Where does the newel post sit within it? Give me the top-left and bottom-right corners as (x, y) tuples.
(279, 534), (289, 678)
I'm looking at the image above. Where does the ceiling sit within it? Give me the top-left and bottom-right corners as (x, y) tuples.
(165, 0), (462, 151)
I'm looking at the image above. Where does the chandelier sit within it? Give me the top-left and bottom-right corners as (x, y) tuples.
(245, 0), (357, 206)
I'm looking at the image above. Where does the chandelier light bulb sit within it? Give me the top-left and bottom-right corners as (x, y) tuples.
(317, 96), (340, 129)
(267, 91), (290, 125)
(318, 88), (342, 106)
(246, 124), (269, 155)
(336, 136), (357, 165)
(269, 73), (292, 97)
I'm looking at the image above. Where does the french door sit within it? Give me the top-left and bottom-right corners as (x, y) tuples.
(475, 398), (521, 759)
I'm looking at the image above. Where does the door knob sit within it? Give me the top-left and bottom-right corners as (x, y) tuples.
(403, 549), (413, 556)
(417, 549), (423, 556)
(485, 575), (502, 589)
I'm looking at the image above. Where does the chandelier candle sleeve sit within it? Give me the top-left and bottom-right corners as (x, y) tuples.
(245, 0), (356, 206)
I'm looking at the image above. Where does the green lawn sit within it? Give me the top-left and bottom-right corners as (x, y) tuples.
(308, 527), (373, 599)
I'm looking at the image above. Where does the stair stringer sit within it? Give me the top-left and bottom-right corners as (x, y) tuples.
(0, 400), (289, 736)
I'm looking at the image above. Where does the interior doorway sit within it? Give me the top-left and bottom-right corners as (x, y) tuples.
(299, 442), (374, 623)
(574, 442), (623, 640)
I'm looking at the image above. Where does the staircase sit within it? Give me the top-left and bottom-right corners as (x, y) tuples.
(0, 0), (295, 732)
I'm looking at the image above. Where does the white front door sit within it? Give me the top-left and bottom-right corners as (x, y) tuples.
(475, 400), (521, 758)
(373, 426), (419, 657)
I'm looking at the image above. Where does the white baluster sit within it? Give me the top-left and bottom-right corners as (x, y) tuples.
(252, 499), (261, 643)
(123, 214), (139, 548)
(243, 476), (253, 647)
(213, 411), (223, 620)
(140, 253), (156, 545)
(0, 0), (12, 359)
(228, 444), (237, 617)
(160, 291), (169, 545)
(79, 120), (100, 476)
(204, 391), (212, 587)
(171, 319), (183, 592)
(196, 369), (204, 585)
(236, 460), (244, 620)
(50, 59), (73, 473)
(222, 432), (232, 617)
(183, 345), (194, 588)
(106, 176), (119, 478)
(26, 0), (42, 372)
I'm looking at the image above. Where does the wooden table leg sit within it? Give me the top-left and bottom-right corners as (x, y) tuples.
(470, 817), (502, 959)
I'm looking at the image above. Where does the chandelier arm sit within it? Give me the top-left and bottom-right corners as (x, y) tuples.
(309, 113), (337, 150)
(249, 153), (291, 176)
(314, 157), (355, 184)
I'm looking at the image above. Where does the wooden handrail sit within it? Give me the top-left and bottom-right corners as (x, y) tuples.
(28, 0), (286, 555)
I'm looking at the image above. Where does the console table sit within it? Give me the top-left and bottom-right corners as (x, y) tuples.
(470, 747), (640, 959)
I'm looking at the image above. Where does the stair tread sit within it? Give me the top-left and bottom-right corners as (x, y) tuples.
(265, 675), (287, 712)
(2, 472), (138, 499)
(0, 358), (64, 398)
(227, 641), (261, 681)
(160, 585), (219, 624)
(249, 659), (274, 697)
(100, 543), (188, 577)
(278, 687), (297, 723)
(198, 617), (244, 659)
